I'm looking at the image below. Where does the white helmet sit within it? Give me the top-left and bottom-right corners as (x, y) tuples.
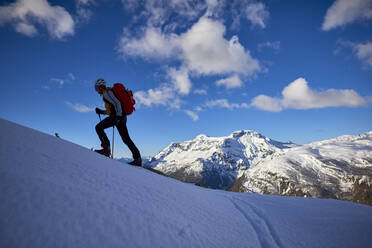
(94, 78), (106, 89)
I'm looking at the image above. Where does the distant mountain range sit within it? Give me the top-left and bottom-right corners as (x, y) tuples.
(145, 130), (372, 205)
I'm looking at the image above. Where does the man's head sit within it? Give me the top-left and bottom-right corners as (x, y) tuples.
(94, 78), (106, 95)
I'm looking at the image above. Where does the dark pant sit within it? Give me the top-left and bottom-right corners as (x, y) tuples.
(95, 116), (141, 159)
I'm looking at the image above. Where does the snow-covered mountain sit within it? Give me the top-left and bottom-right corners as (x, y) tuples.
(234, 132), (372, 204)
(147, 130), (297, 189)
(1, 118), (372, 248)
(146, 130), (296, 189)
(146, 130), (372, 205)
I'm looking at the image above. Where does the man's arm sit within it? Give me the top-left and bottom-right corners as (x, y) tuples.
(95, 107), (106, 115)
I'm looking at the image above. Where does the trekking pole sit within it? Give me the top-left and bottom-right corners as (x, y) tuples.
(111, 126), (115, 159)
(98, 113), (102, 121)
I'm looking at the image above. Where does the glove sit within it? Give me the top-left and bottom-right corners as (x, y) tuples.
(95, 108), (105, 115)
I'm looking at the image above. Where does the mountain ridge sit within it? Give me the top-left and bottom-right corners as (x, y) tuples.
(146, 129), (372, 204)
(146, 129), (298, 189)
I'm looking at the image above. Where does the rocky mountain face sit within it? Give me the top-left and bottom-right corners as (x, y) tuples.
(232, 132), (372, 205)
(146, 130), (295, 189)
(146, 130), (372, 205)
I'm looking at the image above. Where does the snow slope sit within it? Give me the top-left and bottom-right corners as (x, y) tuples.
(1, 118), (372, 248)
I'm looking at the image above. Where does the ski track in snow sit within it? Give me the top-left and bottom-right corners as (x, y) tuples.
(227, 196), (284, 248)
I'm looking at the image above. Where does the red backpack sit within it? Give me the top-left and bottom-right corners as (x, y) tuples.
(112, 83), (136, 115)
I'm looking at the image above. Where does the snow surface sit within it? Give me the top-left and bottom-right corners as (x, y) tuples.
(1, 118), (372, 248)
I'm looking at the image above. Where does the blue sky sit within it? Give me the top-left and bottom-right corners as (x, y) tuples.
(1, 0), (372, 158)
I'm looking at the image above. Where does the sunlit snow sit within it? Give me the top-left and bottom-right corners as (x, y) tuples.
(1, 118), (371, 248)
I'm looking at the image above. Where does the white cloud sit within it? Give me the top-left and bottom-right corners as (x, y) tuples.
(216, 75), (243, 89)
(51, 78), (65, 87)
(322, 0), (372, 31)
(257, 41), (280, 52)
(66, 102), (94, 113)
(336, 40), (372, 68)
(119, 16), (260, 78)
(205, 0), (220, 15)
(134, 84), (182, 109)
(15, 22), (38, 37)
(352, 42), (372, 67)
(184, 110), (199, 121)
(49, 73), (76, 88)
(134, 83), (201, 120)
(118, 15), (261, 100)
(231, 0), (269, 29)
(68, 73), (76, 81)
(180, 17), (260, 76)
(250, 95), (283, 112)
(118, 26), (180, 60)
(75, 0), (96, 23)
(121, 0), (205, 30)
(121, 0), (269, 31)
(117, 1), (266, 120)
(251, 78), (367, 112)
(0, 0), (75, 39)
(121, 0), (140, 11)
(194, 89), (207, 95)
(76, 0), (94, 4)
(167, 67), (192, 95)
(205, 99), (249, 110)
(194, 106), (204, 112)
(245, 2), (269, 28)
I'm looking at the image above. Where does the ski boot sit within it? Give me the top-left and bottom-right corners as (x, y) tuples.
(128, 157), (142, 167)
(94, 143), (111, 158)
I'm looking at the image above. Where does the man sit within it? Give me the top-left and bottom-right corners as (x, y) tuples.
(94, 78), (142, 166)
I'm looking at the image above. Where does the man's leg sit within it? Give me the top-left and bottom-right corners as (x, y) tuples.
(95, 116), (115, 154)
(116, 116), (141, 160)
